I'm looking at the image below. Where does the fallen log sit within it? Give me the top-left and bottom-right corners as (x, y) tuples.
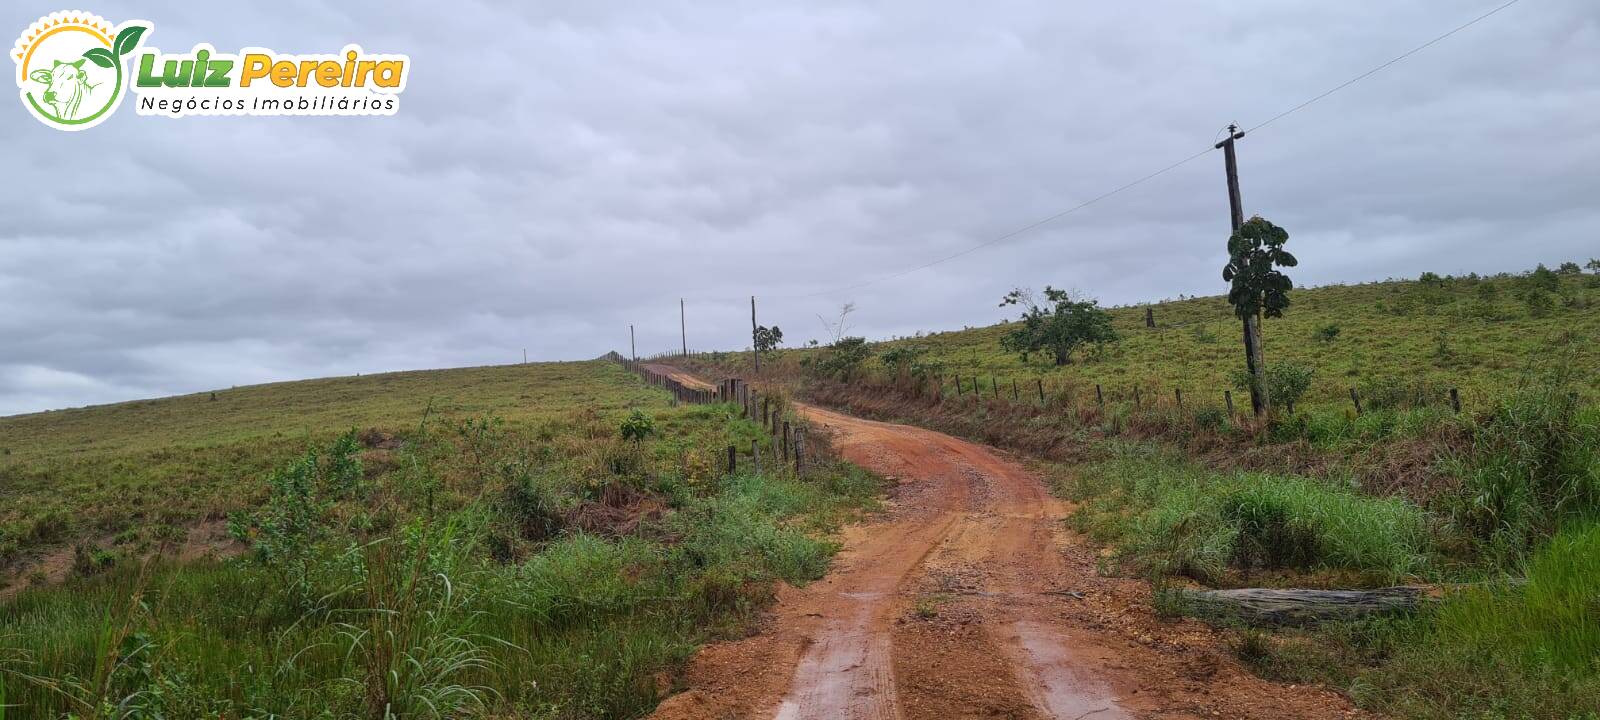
(1177, 585), (1432, 626)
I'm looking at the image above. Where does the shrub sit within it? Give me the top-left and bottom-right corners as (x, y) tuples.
(1556, 261), (1582, 275)
(1449, 374), (1600, 557)
(1314, 324), (1341, 343)
(1524, 289), (1557, 318)
(1525, 264), (1560, 292)
(619, 410), (655, 446)
(1231, 361), (1314, 411)
(227, 432), (366, 606)
(815, 337), (873, 381)
(1193, 406), (1229, 432)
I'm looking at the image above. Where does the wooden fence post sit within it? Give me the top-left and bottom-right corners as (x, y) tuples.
(1350, 387), (1363, 416)
(762, 397), (770, 428)
(794, 428), (805, 473)
(1450, 387), (1461, 413)
(727, 445), (736, 474)
(992, 377), (999, 398)
(1036, 378), (1045, 403)
(1175, 388), (1183, 407)
(1134, 386), (1141, 407)
(1145, 307), (1155, 328)
(1012, 379), (1019, 401)
(782, 420), (791, 460)
(753, 440), (761, 474)
(1095, 384), (1104, 407)
(954, 374), (962, 396)
(1225, 390), (1234, 416)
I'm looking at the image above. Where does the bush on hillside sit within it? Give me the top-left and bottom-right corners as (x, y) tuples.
(1231, 361), (1315, 411)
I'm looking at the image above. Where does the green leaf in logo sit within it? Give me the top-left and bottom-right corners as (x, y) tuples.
(113, 25), (147, 57)
(83, 47), (117, 69)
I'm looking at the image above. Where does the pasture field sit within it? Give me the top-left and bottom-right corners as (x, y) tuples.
(741, 267), (1600, 413)
(0, 361), (880, 718)
(0, 362), (660, 571)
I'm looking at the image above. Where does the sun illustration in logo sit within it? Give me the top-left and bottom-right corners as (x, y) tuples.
(13, 10), (150, 131)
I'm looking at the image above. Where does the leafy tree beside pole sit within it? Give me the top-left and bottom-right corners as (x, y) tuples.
(753, 325), (783, 363)
(998, 287), (1118, 365)
(1221, 215), (1296, 416)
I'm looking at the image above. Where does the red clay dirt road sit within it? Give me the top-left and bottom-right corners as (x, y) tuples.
(642, 365), (1368, 720)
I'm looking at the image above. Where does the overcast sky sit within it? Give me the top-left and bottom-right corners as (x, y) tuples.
(2, 0), (1595, 416)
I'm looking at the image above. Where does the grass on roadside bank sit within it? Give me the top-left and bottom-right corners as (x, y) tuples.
(1215, 522), (1600, 720)
(0, 367), (882, 719)
(1055, 369), (1600, 720)
(1059, 443), (1432, 586)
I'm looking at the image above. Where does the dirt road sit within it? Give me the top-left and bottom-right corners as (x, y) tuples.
(643, 366), (1367, 720)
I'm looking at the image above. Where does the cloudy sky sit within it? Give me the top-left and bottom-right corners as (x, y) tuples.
(2, 0), (1595, 415)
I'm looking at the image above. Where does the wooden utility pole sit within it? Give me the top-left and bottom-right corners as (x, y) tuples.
(630, 324), (636, 361)
(751, 296), (760, 373)
(680, 298), (688, 356)
(1217, 123), (1266, 417)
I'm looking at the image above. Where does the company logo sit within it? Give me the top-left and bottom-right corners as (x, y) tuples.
(12, 11), (146, 130)
(13, 10), (410, 131)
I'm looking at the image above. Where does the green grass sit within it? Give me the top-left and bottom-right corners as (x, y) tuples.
(0, 361), (881, 718)
(0, 361), (661, 568)
(1225, 523), (1600, 720)
(1062, 443), (1432, 585)
(767, 269), (1600, 413)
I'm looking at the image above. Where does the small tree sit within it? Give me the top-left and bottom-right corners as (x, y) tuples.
(998, 287), (1118, 366)
(619, 410), (655, 447)
(1221, 215), (1296, 416)
(1585, 258), (1600, 274)
(817, 336), (873, 381)
(753, 325), (783, 358)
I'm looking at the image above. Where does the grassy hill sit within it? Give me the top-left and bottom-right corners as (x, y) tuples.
(867, 267), (1600, 411)
(0, 362), (660, 568)
(0, 359), (876, 717)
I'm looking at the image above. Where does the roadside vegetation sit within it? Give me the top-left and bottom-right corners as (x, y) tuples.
(675, 260), (1600, 719)
(0, 361), (879, 718)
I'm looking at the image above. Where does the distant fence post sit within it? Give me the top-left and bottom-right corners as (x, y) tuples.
(794, 427), (805, 473)
(782, 420), (791, 460)
(1175, 388), (1183, 407)
(1349, 387), (1363, 416)
(1450, 387), (1461, 413)
(1095, 384), (1104, 407)
(991, 377), (998, 398)
(1011, 379), (1019, 401)
(727, 445), (736, 474)
(954, 373), (962, 396)
(1133, 386), (1141, 407)
(1145, 307), (1155, 328)
(1225, 390), (1234, 416)
(1036, 378), (1045, 403)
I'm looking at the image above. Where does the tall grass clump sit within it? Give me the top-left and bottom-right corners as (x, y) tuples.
(1362, 522), (1600, 718)
(1066, 445), (1430, 584)
(1450, 369), (1600, 561)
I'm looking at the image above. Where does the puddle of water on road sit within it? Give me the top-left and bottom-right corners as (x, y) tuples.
(1013, 620), (1131, 720)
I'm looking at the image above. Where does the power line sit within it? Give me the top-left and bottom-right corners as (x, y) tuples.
(1243, 0), (1525, 135)
(771, 0), (1527, 300)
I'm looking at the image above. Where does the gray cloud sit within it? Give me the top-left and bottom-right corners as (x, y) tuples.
(2, 0), (1596, 415)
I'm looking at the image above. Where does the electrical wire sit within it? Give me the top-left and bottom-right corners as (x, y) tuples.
(759, 0), (1528, 301)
